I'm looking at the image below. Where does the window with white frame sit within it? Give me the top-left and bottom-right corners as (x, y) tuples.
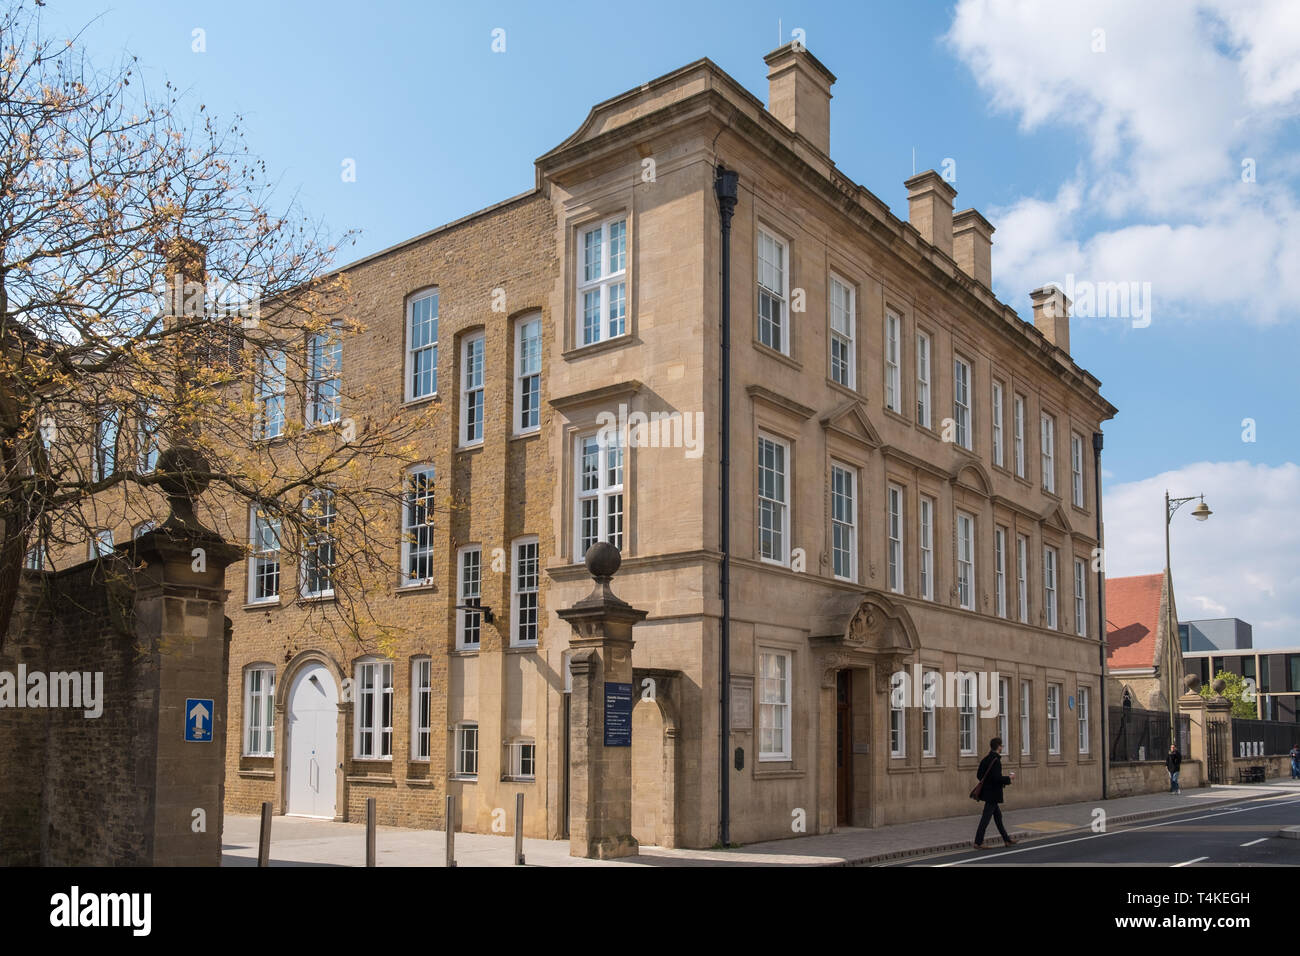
(306, 327), (342, 426)
(756, 229), (788, 354)
(884, 311), (901, 412)
(1047, 683), (1061, 755)
(998, 677), (1009, 748)
(25, 538), (45, 570)
(136, 403), (160, 473)
(956, 511), (975, 610)
(757, 434), (789, 565)
(829, 275), (855, 388)
(575, 432), (623, 561)
(890, 695), (906, 758)
(243, 665), (275, 756)
(916, 331), (931, 428)
(959, 672), (976, 755)
(89, 529), (113, 559)
(248, 505), (281, 603)
(355, 658), (394, 759)
(93, 407), (118, 481)
(456, 722), (478, 777)
(922, 670), (937, 757)
(994, 527), (1007, 618)
(1016, 533), (1029, 624)
(511, 536), (539, 646)
(1043, 545), (1058, 629)
(919, 495), (934, 600)
(411, 658), (431, 760)
(830, 463), (857, 582)
(1078, 686), (1090, 754)
(300, 489), (335, 598)
(579, 217), (628, 346)
(401, 465), (435, 586)
(758, 649), (791, 760)
(1040, 412), (1055, 493)
(887, 483), (904, 593)
(254, 350), (285, 440)
(460, 332), (484, 447)
(506, 739), (536, 780)
(1013, 394), (1026, 478)
(1074, 558), (1087, 636)
(406, 290), (439, 400)
(457, 546), (482, 649)
(991, 381), (1004, 468)
(1020, 680), (1031, 755)
(515, 314), (541, 434)
(953, 356), (972, 450)
(1071, 432), (1085, 507)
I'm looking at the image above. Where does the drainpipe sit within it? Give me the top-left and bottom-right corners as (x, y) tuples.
(1093, 430), (1108, 799)
(714, 164), (738, 846)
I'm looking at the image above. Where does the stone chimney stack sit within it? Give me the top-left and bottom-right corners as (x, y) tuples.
(953, 209), (994, 288)
(1031, 285), (1071, 353)
(764, 44), (836, 157)
(904, 171), (957, 259)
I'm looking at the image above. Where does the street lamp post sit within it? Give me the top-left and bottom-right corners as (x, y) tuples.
(1164, 490), (1212, 746)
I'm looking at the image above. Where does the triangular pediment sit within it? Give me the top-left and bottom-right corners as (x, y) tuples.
(1042, 502), (1073, 535)
(819, 399), (881, 448)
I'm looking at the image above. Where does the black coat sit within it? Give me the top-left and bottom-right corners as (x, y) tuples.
(1166, 750), (1181, 772)
(976, 751), (1012, 804)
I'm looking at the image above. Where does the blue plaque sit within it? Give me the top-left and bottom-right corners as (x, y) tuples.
(604, 682), (633, 747)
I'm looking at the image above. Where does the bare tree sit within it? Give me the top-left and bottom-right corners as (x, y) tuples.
(0, 2), (436, 647)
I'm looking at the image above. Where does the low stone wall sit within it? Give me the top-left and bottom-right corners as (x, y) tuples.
(1107, 759), (1203, 797)
(1231, 754), (1297, 780)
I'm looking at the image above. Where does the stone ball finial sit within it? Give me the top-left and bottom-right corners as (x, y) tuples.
(155, 445), (212, 499)
(1184, 674), (1202, 693)
(1212, 677), (1226, 695)
(585, 541), (621, 580)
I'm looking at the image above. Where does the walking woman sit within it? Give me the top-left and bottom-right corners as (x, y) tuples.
(973, 737), (1017, 849)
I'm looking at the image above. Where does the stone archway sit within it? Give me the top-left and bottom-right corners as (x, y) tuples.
(275, 649), (348, 820)
(630, 667), (680, 848)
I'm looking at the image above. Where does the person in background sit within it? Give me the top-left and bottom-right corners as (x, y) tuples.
(1166, 742), (1182, 793)
(1288, 743), (1299, 780)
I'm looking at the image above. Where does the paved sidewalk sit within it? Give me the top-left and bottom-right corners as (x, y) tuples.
(222, 780), (1300, 867)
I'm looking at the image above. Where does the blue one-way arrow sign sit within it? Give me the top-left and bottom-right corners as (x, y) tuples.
(185, 698), (213, 742)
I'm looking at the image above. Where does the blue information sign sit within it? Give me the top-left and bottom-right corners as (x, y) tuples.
(185, 698), (213, 742)
(604, 682), (633, 747)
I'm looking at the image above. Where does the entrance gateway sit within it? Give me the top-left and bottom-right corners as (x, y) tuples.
(286, 663), (338, 818)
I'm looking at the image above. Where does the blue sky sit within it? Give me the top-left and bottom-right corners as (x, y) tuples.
(45, 1), (1300, 643)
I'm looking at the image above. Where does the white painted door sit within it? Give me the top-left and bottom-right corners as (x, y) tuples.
(287, 664), (338, 818)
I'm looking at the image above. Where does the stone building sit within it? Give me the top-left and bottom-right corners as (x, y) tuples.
(1106, 572), (1183, 712)
(205, 43), (1120, 847)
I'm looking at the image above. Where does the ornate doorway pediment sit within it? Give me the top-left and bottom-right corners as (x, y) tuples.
(811, 592), (920, 689)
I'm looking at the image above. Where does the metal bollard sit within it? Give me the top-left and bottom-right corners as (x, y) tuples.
(514, 792), (525, 866)
(445, 794), (456, 868)
(366, 797), (376, 867)
(257, 801), (272, 867)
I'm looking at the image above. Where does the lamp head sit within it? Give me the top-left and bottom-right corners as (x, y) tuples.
(1192, 499), (1212, 522)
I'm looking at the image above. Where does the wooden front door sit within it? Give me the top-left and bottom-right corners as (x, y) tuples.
(836, 669), (852, 826)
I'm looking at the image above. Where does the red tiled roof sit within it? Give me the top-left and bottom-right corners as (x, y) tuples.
(1106, 573), (1165, 669)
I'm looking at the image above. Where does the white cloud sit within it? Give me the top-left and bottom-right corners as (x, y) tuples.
(1102, 461), (1300, 647)
(947, 0), (1300, 324)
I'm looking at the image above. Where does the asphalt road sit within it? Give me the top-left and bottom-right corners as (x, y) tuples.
(887, 791), (1300, 866)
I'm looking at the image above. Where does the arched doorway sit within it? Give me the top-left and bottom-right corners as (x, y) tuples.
(631, 698), (664, 846)
(286, 663), (339, 818)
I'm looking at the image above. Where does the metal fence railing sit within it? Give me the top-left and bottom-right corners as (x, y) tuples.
(1231, 718), (1300, 757)
(1110, 706), (1189, 762)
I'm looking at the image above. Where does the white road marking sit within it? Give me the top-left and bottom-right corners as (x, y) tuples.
(1172, 856), (1208, 867)
(930, 795), (1300, 867)
(1240, 837), (1268, 847)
